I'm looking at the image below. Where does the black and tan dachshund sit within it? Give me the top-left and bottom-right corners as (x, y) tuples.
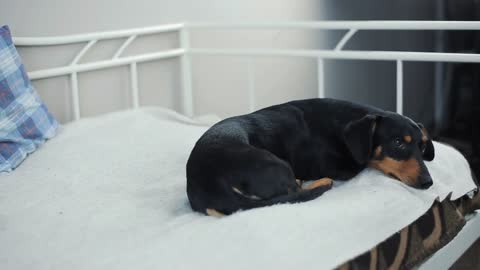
(186, 98), (435, 216)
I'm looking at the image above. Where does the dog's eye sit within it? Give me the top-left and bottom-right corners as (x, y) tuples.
(393, 138), (402, 147)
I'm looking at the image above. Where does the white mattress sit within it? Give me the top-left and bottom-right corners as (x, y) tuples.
(0, 108), (476, 270)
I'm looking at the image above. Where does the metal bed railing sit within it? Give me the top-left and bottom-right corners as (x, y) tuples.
(13, 21), (480, 121)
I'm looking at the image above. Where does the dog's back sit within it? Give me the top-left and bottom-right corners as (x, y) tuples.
(186, 98), (383, 215)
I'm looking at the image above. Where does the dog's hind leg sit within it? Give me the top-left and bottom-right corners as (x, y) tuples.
(304, 178), (333, 190)
(206, 208), (225, 218)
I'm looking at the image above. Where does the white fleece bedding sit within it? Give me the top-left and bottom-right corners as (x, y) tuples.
(0, 108), (476, 270)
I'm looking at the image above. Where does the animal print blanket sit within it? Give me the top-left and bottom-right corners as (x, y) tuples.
(340, 186), (480, 270)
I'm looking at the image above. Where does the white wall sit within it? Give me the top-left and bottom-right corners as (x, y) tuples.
(1, 0), (436, 124)
(1, 0), (322, 122)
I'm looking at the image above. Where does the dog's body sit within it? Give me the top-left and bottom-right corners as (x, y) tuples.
(186, 98), (435, 216)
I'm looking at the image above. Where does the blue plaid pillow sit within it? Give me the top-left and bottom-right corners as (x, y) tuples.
(0, 25), (59, 172)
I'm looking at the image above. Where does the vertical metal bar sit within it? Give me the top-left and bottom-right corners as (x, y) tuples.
(130, 62), (140, 109)
(70, 72), (81, 120)
(317, 58), (325, 98)
(246, 58), (255, 112)
(180, 26), (194, 117)
(396, 60), (403, 115)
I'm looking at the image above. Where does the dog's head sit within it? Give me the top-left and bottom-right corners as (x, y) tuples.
(343, 113), (435, 189)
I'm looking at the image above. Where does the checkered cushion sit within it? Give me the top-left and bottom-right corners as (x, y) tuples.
(0, 25), (59, 172)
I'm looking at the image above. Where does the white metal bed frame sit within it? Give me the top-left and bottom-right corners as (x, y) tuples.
(13, 21), (480, 269)
(13, 21), (480, 120)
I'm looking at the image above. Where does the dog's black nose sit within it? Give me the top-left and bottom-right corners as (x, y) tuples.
(419, 180), (433, 189)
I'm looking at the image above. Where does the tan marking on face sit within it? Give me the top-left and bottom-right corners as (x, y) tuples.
(404, 135), (412, 143)
(369, 157), (420, 186)
(206, 208), (225, 217)
(374, 146), (382, 158)
(304, 177), (332, 190)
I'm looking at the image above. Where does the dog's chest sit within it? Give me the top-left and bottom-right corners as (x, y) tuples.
(291, 138), (361, 180)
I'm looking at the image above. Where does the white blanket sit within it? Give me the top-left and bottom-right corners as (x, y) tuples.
(0, 108), (476, 270)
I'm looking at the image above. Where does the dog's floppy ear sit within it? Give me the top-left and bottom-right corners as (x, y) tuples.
(343, 114), (379, 164)
(417, 123), (435, 161)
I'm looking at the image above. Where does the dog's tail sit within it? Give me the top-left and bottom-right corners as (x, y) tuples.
(235, 179), (333, 210)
